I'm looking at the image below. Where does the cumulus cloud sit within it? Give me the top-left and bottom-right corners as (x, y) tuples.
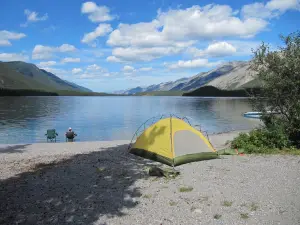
(167, 58), (222, 70)
(0, 53), (29, 61)
(61, 57), (81, 63)
(87, 64), (102, 71)
(188, 41), (237, 58)
(73, 64), (111, 79)
(37, 61), (57, 67)
(59, 44), (77, 52)
(108, 46), (185, 62)
(122, 65), (135, 72)
(107, 4), (267, 48)
(72, 68), (83, 74)
(81, 24), (112, 45)
(106, 56), (123, 63)
(81, 1), (115, 22)
(32, 44), (77, 59)
(21, 9), (48, 27)
(106, 4), (271, 62)
(0, 30), (26, 46)
(242, 0), (300, 19)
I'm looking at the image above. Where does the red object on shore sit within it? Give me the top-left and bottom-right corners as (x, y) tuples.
(235, 148), (245, 156)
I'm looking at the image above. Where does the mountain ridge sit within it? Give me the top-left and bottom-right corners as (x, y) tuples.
(117, 60), (257, 95)
(0, 61), (92, 93)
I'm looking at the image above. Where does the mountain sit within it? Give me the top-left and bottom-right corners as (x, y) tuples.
(204, 61), (257, 89)
(118, 61), (258, 95)
(0, 61), (92, 93)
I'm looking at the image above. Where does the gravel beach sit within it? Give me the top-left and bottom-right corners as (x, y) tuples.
(1, 132), (300, 225)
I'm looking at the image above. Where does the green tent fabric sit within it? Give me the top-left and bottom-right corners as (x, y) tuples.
(217, 148), (245, 155)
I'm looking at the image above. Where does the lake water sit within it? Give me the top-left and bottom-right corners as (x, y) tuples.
(0, 96), (261, 144)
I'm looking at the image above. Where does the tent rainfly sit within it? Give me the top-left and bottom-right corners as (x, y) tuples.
(128, 117), (219, 167)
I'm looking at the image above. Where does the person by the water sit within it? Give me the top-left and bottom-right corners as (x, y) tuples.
(65, 127), (77, 141)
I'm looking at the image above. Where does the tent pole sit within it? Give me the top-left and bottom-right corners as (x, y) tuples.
(170, 114), (174, 168)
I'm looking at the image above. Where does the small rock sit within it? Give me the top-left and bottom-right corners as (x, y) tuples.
(194, 209), (202, 214)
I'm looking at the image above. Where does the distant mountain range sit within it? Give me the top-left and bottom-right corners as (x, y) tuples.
(0, 61), (92, 93)
(116, 61), (258, 95)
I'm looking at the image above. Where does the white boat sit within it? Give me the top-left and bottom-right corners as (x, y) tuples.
(243, 112), (262, 118)
(243, 111), (279, 119)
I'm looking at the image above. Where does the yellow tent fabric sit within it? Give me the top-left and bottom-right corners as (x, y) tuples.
(129, 117), (218, 166)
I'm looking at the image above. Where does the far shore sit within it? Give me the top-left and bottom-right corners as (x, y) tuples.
(1, 129), (299, 225)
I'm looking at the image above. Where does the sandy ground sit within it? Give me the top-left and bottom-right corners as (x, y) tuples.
(0, 131), (300, 225)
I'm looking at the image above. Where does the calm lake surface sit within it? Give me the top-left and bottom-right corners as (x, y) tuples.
(0, 96), (261, 144)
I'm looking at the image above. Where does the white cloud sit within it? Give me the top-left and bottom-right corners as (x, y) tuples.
(81, 24), (112, 45)
(242, 0), (300, 19)
(32, 44), (77, 59)
(87, 64), (102, 71)
(108, 4), (267, 49)
(106, 4), (270, 63)
(0, 40), (11, 46)
(122, 65), (135, 72)
(0, 30), (26, 46)
(108, 46), (184, 62)
(106, 56), (124, 63)
(61, 57), (81, 63)
(81, 1), (115, 22)
(266, 0), (300, 11)
(37, 61), (56, 67)
(167, 58), (221, 70)
(72, 68), (83, 74)
(73, 64), (112, 79)
(241, 3), (275, 19)
(59, 44), (77, 52)
(188, 41), (237, 58)
(0, 53), (29, 61)
(21, 9), (48, 27)
(139, 67), (153, 72)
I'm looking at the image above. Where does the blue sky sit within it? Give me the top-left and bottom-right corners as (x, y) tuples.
(0, 0), (299, 92)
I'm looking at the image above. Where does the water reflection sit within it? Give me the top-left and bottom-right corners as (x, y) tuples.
(0, 96), (261, 144)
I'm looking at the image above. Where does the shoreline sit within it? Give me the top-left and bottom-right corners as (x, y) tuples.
(1, 130), (299, 225)
(0, 129), (251, 146)
(0, 130), (243, 179)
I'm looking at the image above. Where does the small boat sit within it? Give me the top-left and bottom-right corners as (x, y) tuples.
(243, 111), (279, 119)
(243, 112), (262, 118)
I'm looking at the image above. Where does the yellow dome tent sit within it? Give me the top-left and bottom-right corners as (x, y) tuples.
(128, 115), (218, 167)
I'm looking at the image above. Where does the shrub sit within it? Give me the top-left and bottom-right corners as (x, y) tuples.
(231, 127), (292, 154)
(250, 31), (300, 147)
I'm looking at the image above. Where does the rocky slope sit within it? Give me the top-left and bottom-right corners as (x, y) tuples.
(118, 61), (258, 95)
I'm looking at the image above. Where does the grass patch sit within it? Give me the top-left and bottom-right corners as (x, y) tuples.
(223, 201), (233, 207)
(179, 186), (193, 192)
(142, 194), (152, 199)
(250, 202), (259, 211)
(240, 213), (249, 219)
(169, 200), (177, 206)
(214, 214), (222, 219)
